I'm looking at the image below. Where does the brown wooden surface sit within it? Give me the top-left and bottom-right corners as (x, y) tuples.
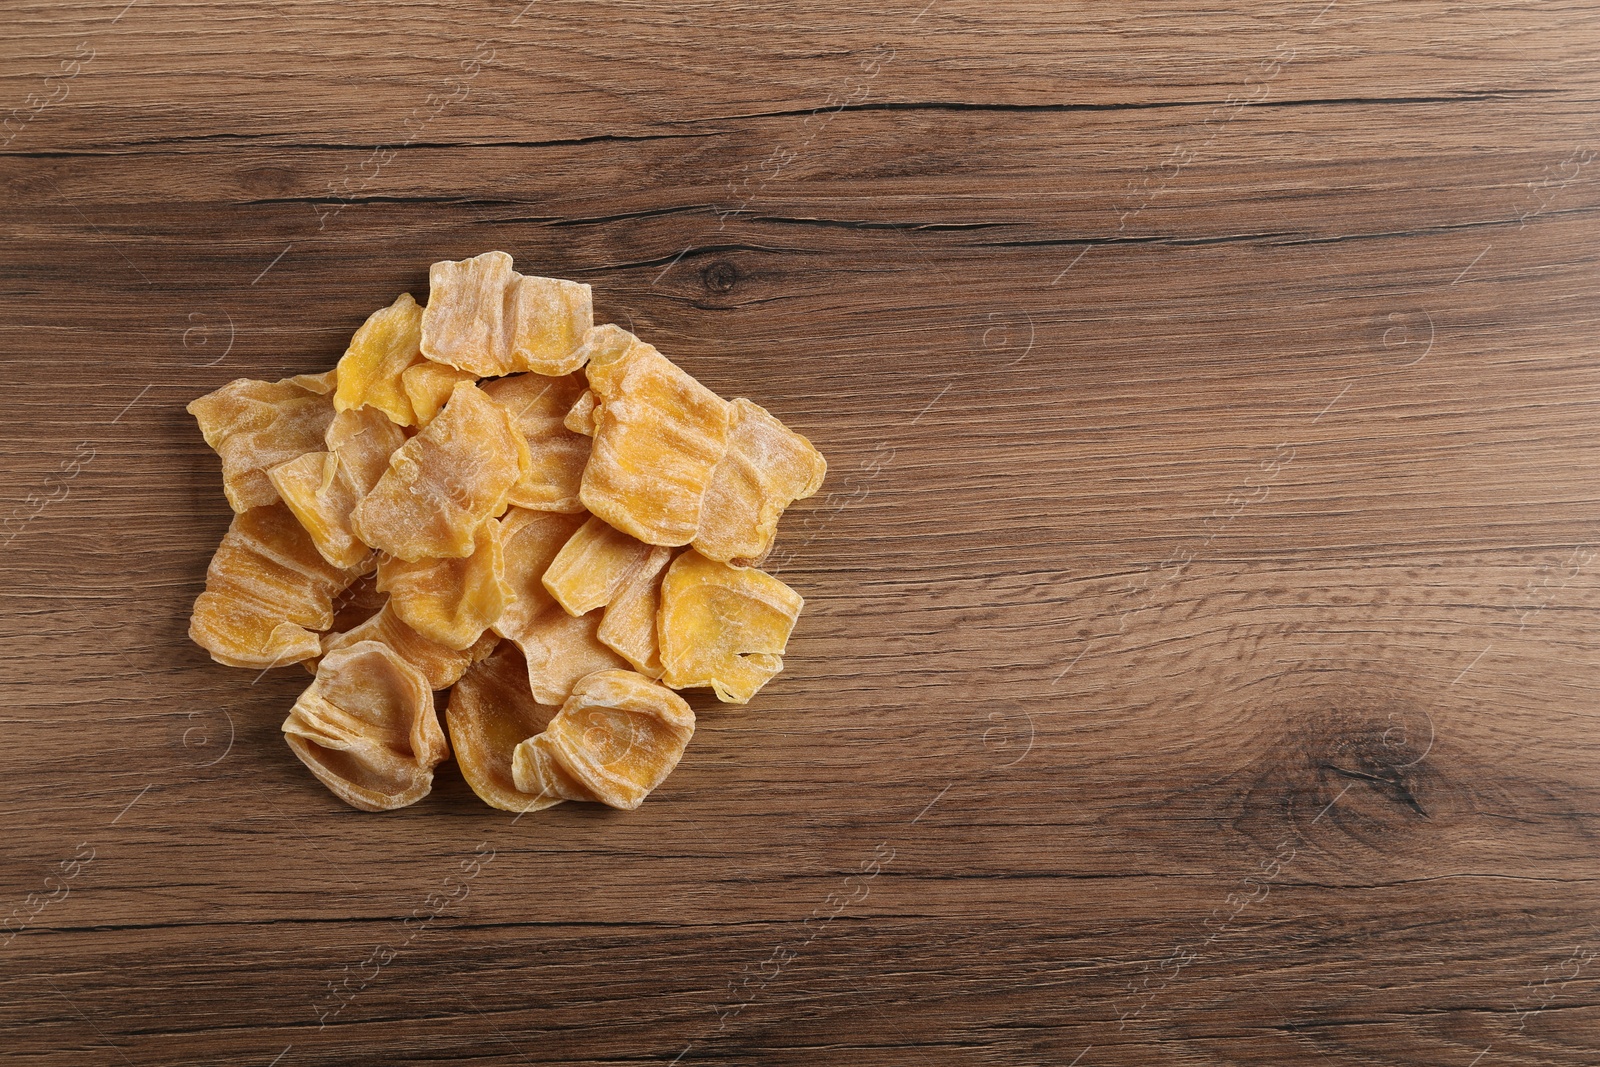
(4, 2), (1600, 1064)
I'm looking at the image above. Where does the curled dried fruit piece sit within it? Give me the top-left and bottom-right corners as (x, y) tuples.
(507, 605), (630, 705)
(446, 642), (564, 812)
(694, 398), (826, 565)
(421, 251), (593, 377)
(495, 507), (587, 640)
(564, 389), (598, 436)
(283, 640), (447, 811)
(377, 518), (511, 650)
(334, 292), (425, 426)
(190, 502), (360, 669)
(321, 603), (492, 690)
(188, 370), (337, 512)
(268, 407), (406, 570)
(578, 325), (731, 546)
(659, 548), (803, 703)
(401, 360), (477, 427)
(351, 380), (530, 561)
(542, 515), (659, 616)
(595, 545), (674, 678)
(481, 372), (590, 513)
(512, 669), (694, 811)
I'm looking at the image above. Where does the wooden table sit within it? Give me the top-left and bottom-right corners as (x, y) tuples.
(4, 2), (1598, 1063)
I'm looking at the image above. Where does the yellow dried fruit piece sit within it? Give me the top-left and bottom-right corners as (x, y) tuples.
(420, 250), (593, 377)
(351, 380), (530, 561)
(445, 642), (566, 812)
(658, 548), (803, 703)
(694, 398), (826, 565)
(377, 519), (511, 651)
(510, 734), (599, 804)
(512, 669), (694, 811)
(494, 507), (587, 641)
(267, 407), (406, 570)
(333, 292), (425, 426)
(564, 389), (598, 436)
(187, 370), (337, 513)
(542, 515), (658, 616)
(190, 502), (360, 669)
(508, 605), (630, 705)
(282, 640), (447, 811)
(320, 603), (489, 690)
(595, 545), (674, 678)
(401, 359), (477, 427)
(578, 325), (731, 546)
(480, 372), (590, 513)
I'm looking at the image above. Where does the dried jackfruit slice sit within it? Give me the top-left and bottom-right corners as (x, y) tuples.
(267, 407), (406, 570)
(445, 642), (567, 812)
(494, 507), (588, 641)
(595, 545), (674, 678)
(694, 398), (827, 565)
(508, 605), (630, 705)
(320, 603), (489, 690)
(420, 251), (593, 377)
(658, 548), (803, 703)
(333, 292), (425, 426)
(564, 389), (598, 436)
(282, 640), (447, 811)
(542, 515), (658, 616)
(578, 325), (731, 546)
(401, 360), (477, 427)
(188, 370), (337, 513)
(350, 380), (530, 561)
(512, 669), (694, 811)
(480, 372), (590, 513)
(190, 502), (360, 669)
(376, 518), (511, 651)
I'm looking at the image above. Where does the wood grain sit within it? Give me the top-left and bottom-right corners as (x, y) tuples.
(4, 1), (1600, 1064)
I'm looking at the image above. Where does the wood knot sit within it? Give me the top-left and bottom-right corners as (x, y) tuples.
(701, 260), (739, 294)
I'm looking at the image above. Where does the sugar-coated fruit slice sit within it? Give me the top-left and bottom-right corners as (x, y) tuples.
(481, 372), (591, 513)
(658, 548), (803, 704)
(577, 325), (731, 546)
(282, 640), (447, 811)
(420, 251), (593, 377)
(190, 502), (361, 669)
(376, 518), (512, 651)
(507, 604), (631, 705)
(542, 515), (658, 617)
(401, 359), (478, 427)
(319, 602), (495, 690)
(188, 370), (337, 513)
(446, 642), (567, 813)
(693, 397), (826, 565)
(564, 389), (598, 436)
(512, 669), (694, 811)
(333, 292), (426, 426)
(595, 545), (674, 678)
(494, 507), (588, 641)
(350, 380), (530, 561)
(268, 407), (406, 570)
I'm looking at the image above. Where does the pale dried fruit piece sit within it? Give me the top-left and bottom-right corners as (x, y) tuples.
(351, 381), (531, 561)
(420, 250), (593, 377)
(267, 407), (406, 570)
(481, 372), (590, 512)
(512, 669), (694, 811)
(564, 389), (598, 436)
(596, 546), (674, 678)
(659, 548), (803, 703)
(401, 360), (477, 427)
(508, 605), (630, 705)
(446, 642), (567, 812)
(542, 515), (659, 616)
(333, 292), (425, 426)
(320, 603), (488, 689)
(188, 370), (337, 512)
(510, 734), (600, 804)
(694, 398), (827, 565)
(377, 519), (511, 650)
(494, 508), (588, 641)
(578, 325), (731, 546)
(190, 502), (360, 669)
(282, 640), (447, 811)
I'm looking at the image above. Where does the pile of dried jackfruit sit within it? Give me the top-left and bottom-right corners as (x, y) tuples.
(187, 251), (825, 814)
